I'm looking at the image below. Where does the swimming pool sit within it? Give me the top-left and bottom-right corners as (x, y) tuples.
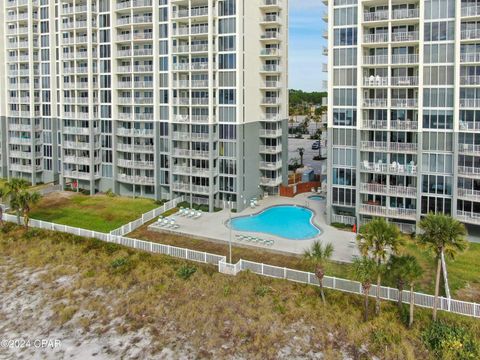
(309, 195), (326, 201)
(229, 205), (321, 240)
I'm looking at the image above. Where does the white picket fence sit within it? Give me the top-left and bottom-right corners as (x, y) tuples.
(2, 213), (225, 266)
(219, 259), (480, 319)
(2, 212), (479, 319)
(109, 196), (184, 236)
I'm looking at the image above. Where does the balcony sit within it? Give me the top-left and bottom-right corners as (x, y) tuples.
(173, 115), (210, 123)
(363, 33), (388, 43)
(461, 29), (480, 40)
(117, 159), (154, 169)
(261, 97), (281, 105)
(460, 52), (480, 63)
(363, 55), (388, 65)
(363, 76), (388, 87)
(260, 176), (282, 187)
(360, 204), (416, 220)
(117, 174), (155, 185)
(363, 11), (389, 22)
(456, 210), (480, 225)
(392, 8), (419, 20)
(259, 160), (282, 170)
(360, 183), (417, 197)
(460, 99), (480, 108)
(260, 48), (280, 56)
(259, 145), (282, 154)
(363, 120), (387, 129)
(460, 75), (480, 85)
(261, 64), (281, 72)
(459, 121), (480, 131)
(116, 143), (154, 153)
(391, 98), (418, 108)
(462, 5), (480, 18)
(458, 166), (480, 176)
(389, 142), (417, 152)
(63, 156), (95, 166)
(391, 121), (418, 130)
(363, 99), (387, 108)
(361, 161), (417, 175)
(9, 164), (42, 173)
(259, 129), (282, 137)
(392, 31), (419, 42)
(459, 143), (480, 154)
(360, 141), (387, 151)
(391, 76), (418, 86)
(458, 188), (480, 202)
(116, 128), (154, 137)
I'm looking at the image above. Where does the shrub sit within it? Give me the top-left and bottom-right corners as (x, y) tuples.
(110, 257), (133, 274)
(176, 264), (197, 280)
(25, 228), (41, 239)
(105, 189), (116, 197)
(1, 222), (16, 234)
(422, 321), (480, 360)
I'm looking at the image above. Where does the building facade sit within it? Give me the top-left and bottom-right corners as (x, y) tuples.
(0, 0), (288, 211)
(326, 0), (480, 233)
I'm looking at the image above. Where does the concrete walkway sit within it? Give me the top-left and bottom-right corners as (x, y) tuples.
(149, 193), (359, 263)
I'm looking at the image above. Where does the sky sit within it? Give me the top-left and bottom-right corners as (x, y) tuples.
(288, 0), (327, 91)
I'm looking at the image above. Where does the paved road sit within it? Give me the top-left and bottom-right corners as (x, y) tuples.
(288, 136), (327, 175)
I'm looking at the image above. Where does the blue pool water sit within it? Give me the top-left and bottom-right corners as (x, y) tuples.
(230, 205), (321, 240)
(309, 195), (326, 201)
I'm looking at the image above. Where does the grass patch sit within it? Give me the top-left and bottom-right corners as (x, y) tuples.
(29, 192), (158, 232)
(1, 225), (479, 358)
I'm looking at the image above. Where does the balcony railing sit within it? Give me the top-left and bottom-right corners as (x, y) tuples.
(260, 176), (282, 187)
(117, 174), (155, 185)
(391, 54), (418, 64)
(458, 166), (480, 176)
(360, 183), (417, 197)
(391, 76), (418, 86)
(462, 5), (480, 17)
(363, 33), (388, 43)
(360, 141), (387, 151)
(363, 76), (388, 86)
(389, 142), (417, 152)
(117, 159), (154, 169)
(392, 31), (419, 42)
(456, 210), (480, 225)
(360, 204), (416, 219)
(363, 11), (389, 22)
(363, 99), (387, 107)
(391, 98), (418, 108)
(361, 161), (417, 174)
(459, 143), (480, 153)
(460, 75), (480, 85)
(460, 52), (480, 63)
(363, 55), (388, 65)
(461, 29), (480, 40)
(363, 120), (387, 129)
(391, 121), (418, 130)
(392, 8), (419, 20)
(460, 121), (480, 131)
(259, 145), (282, 154)
(460, 99), (480, 108)
(458, 188), (480, 201)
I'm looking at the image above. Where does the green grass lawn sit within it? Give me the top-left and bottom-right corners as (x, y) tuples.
(29, 192), (158, 233)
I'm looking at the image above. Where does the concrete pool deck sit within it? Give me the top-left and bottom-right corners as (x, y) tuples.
(149, 193), (359, 263)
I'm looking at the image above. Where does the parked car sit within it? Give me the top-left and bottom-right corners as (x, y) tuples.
(311, 141), (320, 150)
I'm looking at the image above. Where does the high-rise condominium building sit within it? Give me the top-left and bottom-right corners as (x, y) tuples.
(326, 0), (480, 233)
(0, 0), (288, 211)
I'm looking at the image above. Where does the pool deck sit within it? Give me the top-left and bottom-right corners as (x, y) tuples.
(148, 193), (359, 263)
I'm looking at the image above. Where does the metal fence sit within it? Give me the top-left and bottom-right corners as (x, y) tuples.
(109, 196), (184, 236)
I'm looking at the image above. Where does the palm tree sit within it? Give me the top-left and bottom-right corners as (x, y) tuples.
(357, 218), (402, 315)
(16, 190), (41, 230)
(3, 178), (29, 224)
(297, 147), (305, 167)
(417, 213), (467, 321)
(303, 241), (334, 305)
(403, 256), (423, 328)
(352, 257), (377, 321)
(387, 255), (423, 315)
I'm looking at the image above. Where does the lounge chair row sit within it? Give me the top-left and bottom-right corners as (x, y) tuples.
(178, 207), (202, 219)
(235, 234), (274, 246)
(156, 217), (179, 229)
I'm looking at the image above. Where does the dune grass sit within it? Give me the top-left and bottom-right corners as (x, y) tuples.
(29, 192), (158, 232)
(1, 225), (479, 359)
